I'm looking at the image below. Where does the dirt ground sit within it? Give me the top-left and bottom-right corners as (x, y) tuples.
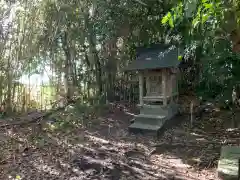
(0, 103), (237, 180)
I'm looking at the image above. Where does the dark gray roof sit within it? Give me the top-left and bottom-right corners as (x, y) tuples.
(125, 44), (180, 71)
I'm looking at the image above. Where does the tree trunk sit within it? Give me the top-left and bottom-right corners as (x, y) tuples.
(6, 57), (12, 113)
(0, 75), (3, 104)
(62, 31), (74, 101)
(84, 13), (103, 97)
(106, 55), (117, 102)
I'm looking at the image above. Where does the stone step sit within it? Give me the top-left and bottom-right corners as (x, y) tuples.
(218, 146), (240, 180)
(140, 109), (168, 116)
(140, 104), (168, 111)
(130, 123), (161, 130)
(129, 122), (162, 134)
(135, 114), (166, 125)
(140, 108), (168, 116)
(140, 105), (168, 116)
(129, 103), (179, 135)
(140, 104), (168, 108)
(136, 114), (166, 119)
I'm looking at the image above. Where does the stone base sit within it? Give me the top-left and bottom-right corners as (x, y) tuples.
(129, 103), (179, 135)
(129, 114), (166, 134)
(218, 146), (240, 180)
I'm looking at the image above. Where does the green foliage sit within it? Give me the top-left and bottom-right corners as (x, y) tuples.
(161, 0), (240, 104)
(162, 12), (172, 25)
(178, 55), (183, 61)
(162, 2), (183, 28)
(1, 0), (240, 112)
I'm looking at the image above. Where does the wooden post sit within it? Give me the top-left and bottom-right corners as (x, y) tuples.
(162, 69), (167, 106)
(139, 71), (144, 106)
(146, 74), (150, 96)
(170, 71), (173, 103)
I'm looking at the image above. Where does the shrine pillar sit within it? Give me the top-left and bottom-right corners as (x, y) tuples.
(139, 71), (144, 106)
(162, 69), (167, 106)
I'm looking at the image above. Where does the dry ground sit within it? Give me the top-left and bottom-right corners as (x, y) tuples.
(0, 103), (237, 180)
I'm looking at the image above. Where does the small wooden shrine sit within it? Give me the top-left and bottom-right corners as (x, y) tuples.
(125, 44), (180, 133)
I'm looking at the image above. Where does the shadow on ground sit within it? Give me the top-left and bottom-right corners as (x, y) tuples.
(0, 102), (229, 180)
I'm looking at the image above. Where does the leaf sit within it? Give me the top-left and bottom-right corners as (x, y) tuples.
(202, 14), (209, 23)
(174, 13), (177, 21)
(161, 12), (171, 24)
(178, 55), (183, 61)
(192, 18), (200, 28)
(169, 17), (174, 28)
(161, 16), (168, 24)
(204, 3), (213, 9)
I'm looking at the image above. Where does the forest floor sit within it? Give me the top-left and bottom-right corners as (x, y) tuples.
(0, 102), (237, 180)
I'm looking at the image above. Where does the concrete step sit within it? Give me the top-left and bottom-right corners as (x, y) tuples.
(140, 104), (167, 108)
(136, 114), (166, 119)
(140, 105), (167, 115)
(135, 114), (166, 126)
(129, 122), (162, 134)
(129, 104), (180, 135)
(140, 107), (168, 116)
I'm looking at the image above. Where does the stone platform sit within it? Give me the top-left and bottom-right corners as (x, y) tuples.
(129, 103), (179, 134)
(218, 146), (240, 180)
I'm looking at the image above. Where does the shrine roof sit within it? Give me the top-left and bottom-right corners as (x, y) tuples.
(125, 44), (180, 71)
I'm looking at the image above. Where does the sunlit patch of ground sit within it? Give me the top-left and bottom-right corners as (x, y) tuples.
(0, 103), (228, 180)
